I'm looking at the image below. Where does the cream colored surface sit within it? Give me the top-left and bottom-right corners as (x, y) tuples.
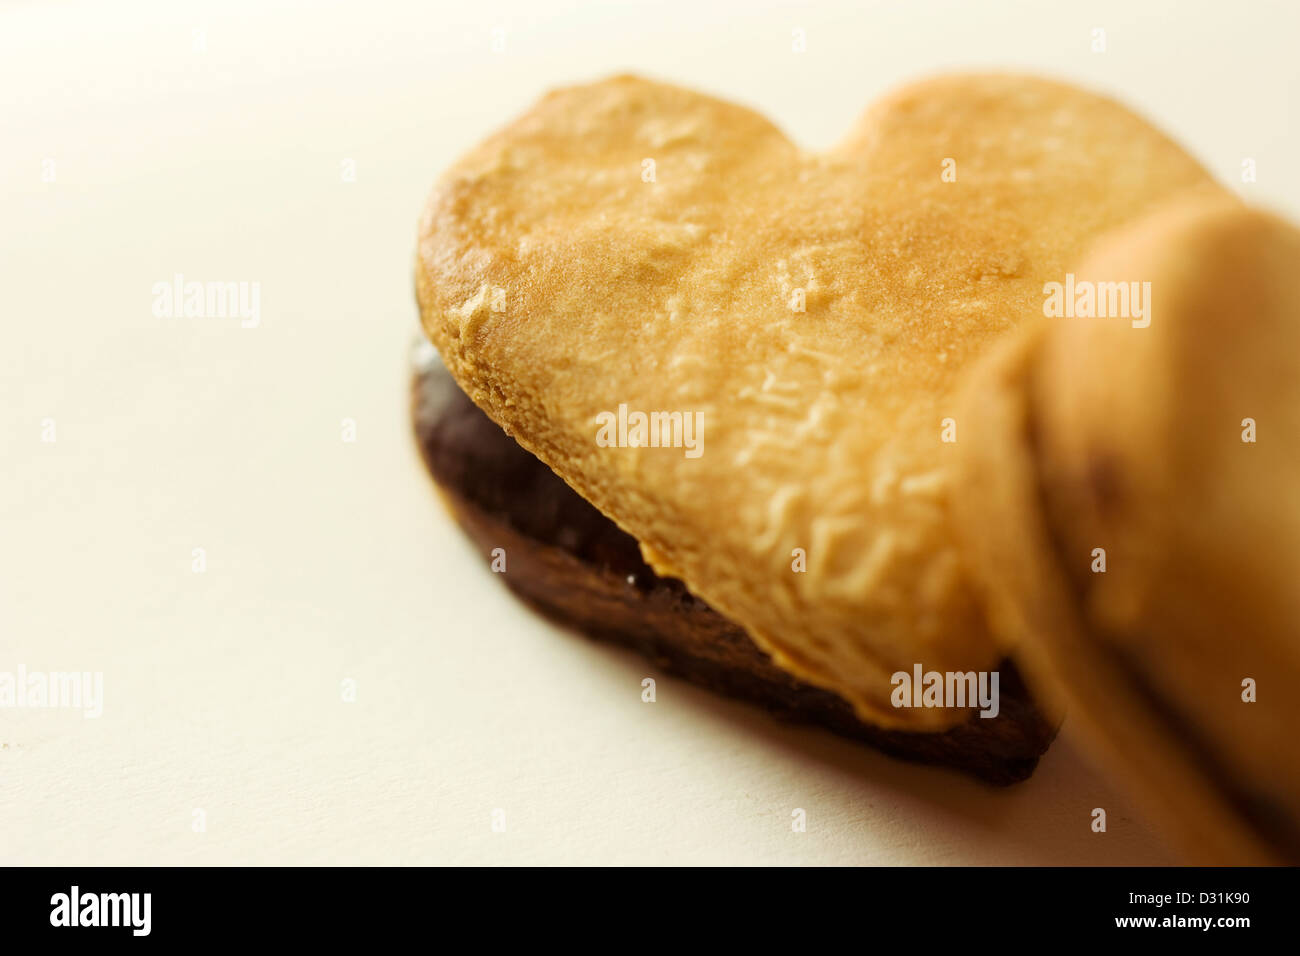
(3, 0), (1295, 865)
(418, 73), (1220, 728)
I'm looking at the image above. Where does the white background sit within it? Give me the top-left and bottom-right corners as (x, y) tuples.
(3, 0), (1294, 864)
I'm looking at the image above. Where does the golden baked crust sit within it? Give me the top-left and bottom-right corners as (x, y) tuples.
(416, 73), (1222, 729)
(954, 199), (1300, 861)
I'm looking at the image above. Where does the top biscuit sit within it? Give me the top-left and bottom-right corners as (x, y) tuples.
(416, 73), (1222, 729)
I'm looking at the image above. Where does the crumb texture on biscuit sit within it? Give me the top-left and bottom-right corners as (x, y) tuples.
(416, 73), (1222, 728)
(411, 351), (1058, 782)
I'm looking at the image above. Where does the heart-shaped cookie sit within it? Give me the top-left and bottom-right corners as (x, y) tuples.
(416, 73), (1222, 729)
